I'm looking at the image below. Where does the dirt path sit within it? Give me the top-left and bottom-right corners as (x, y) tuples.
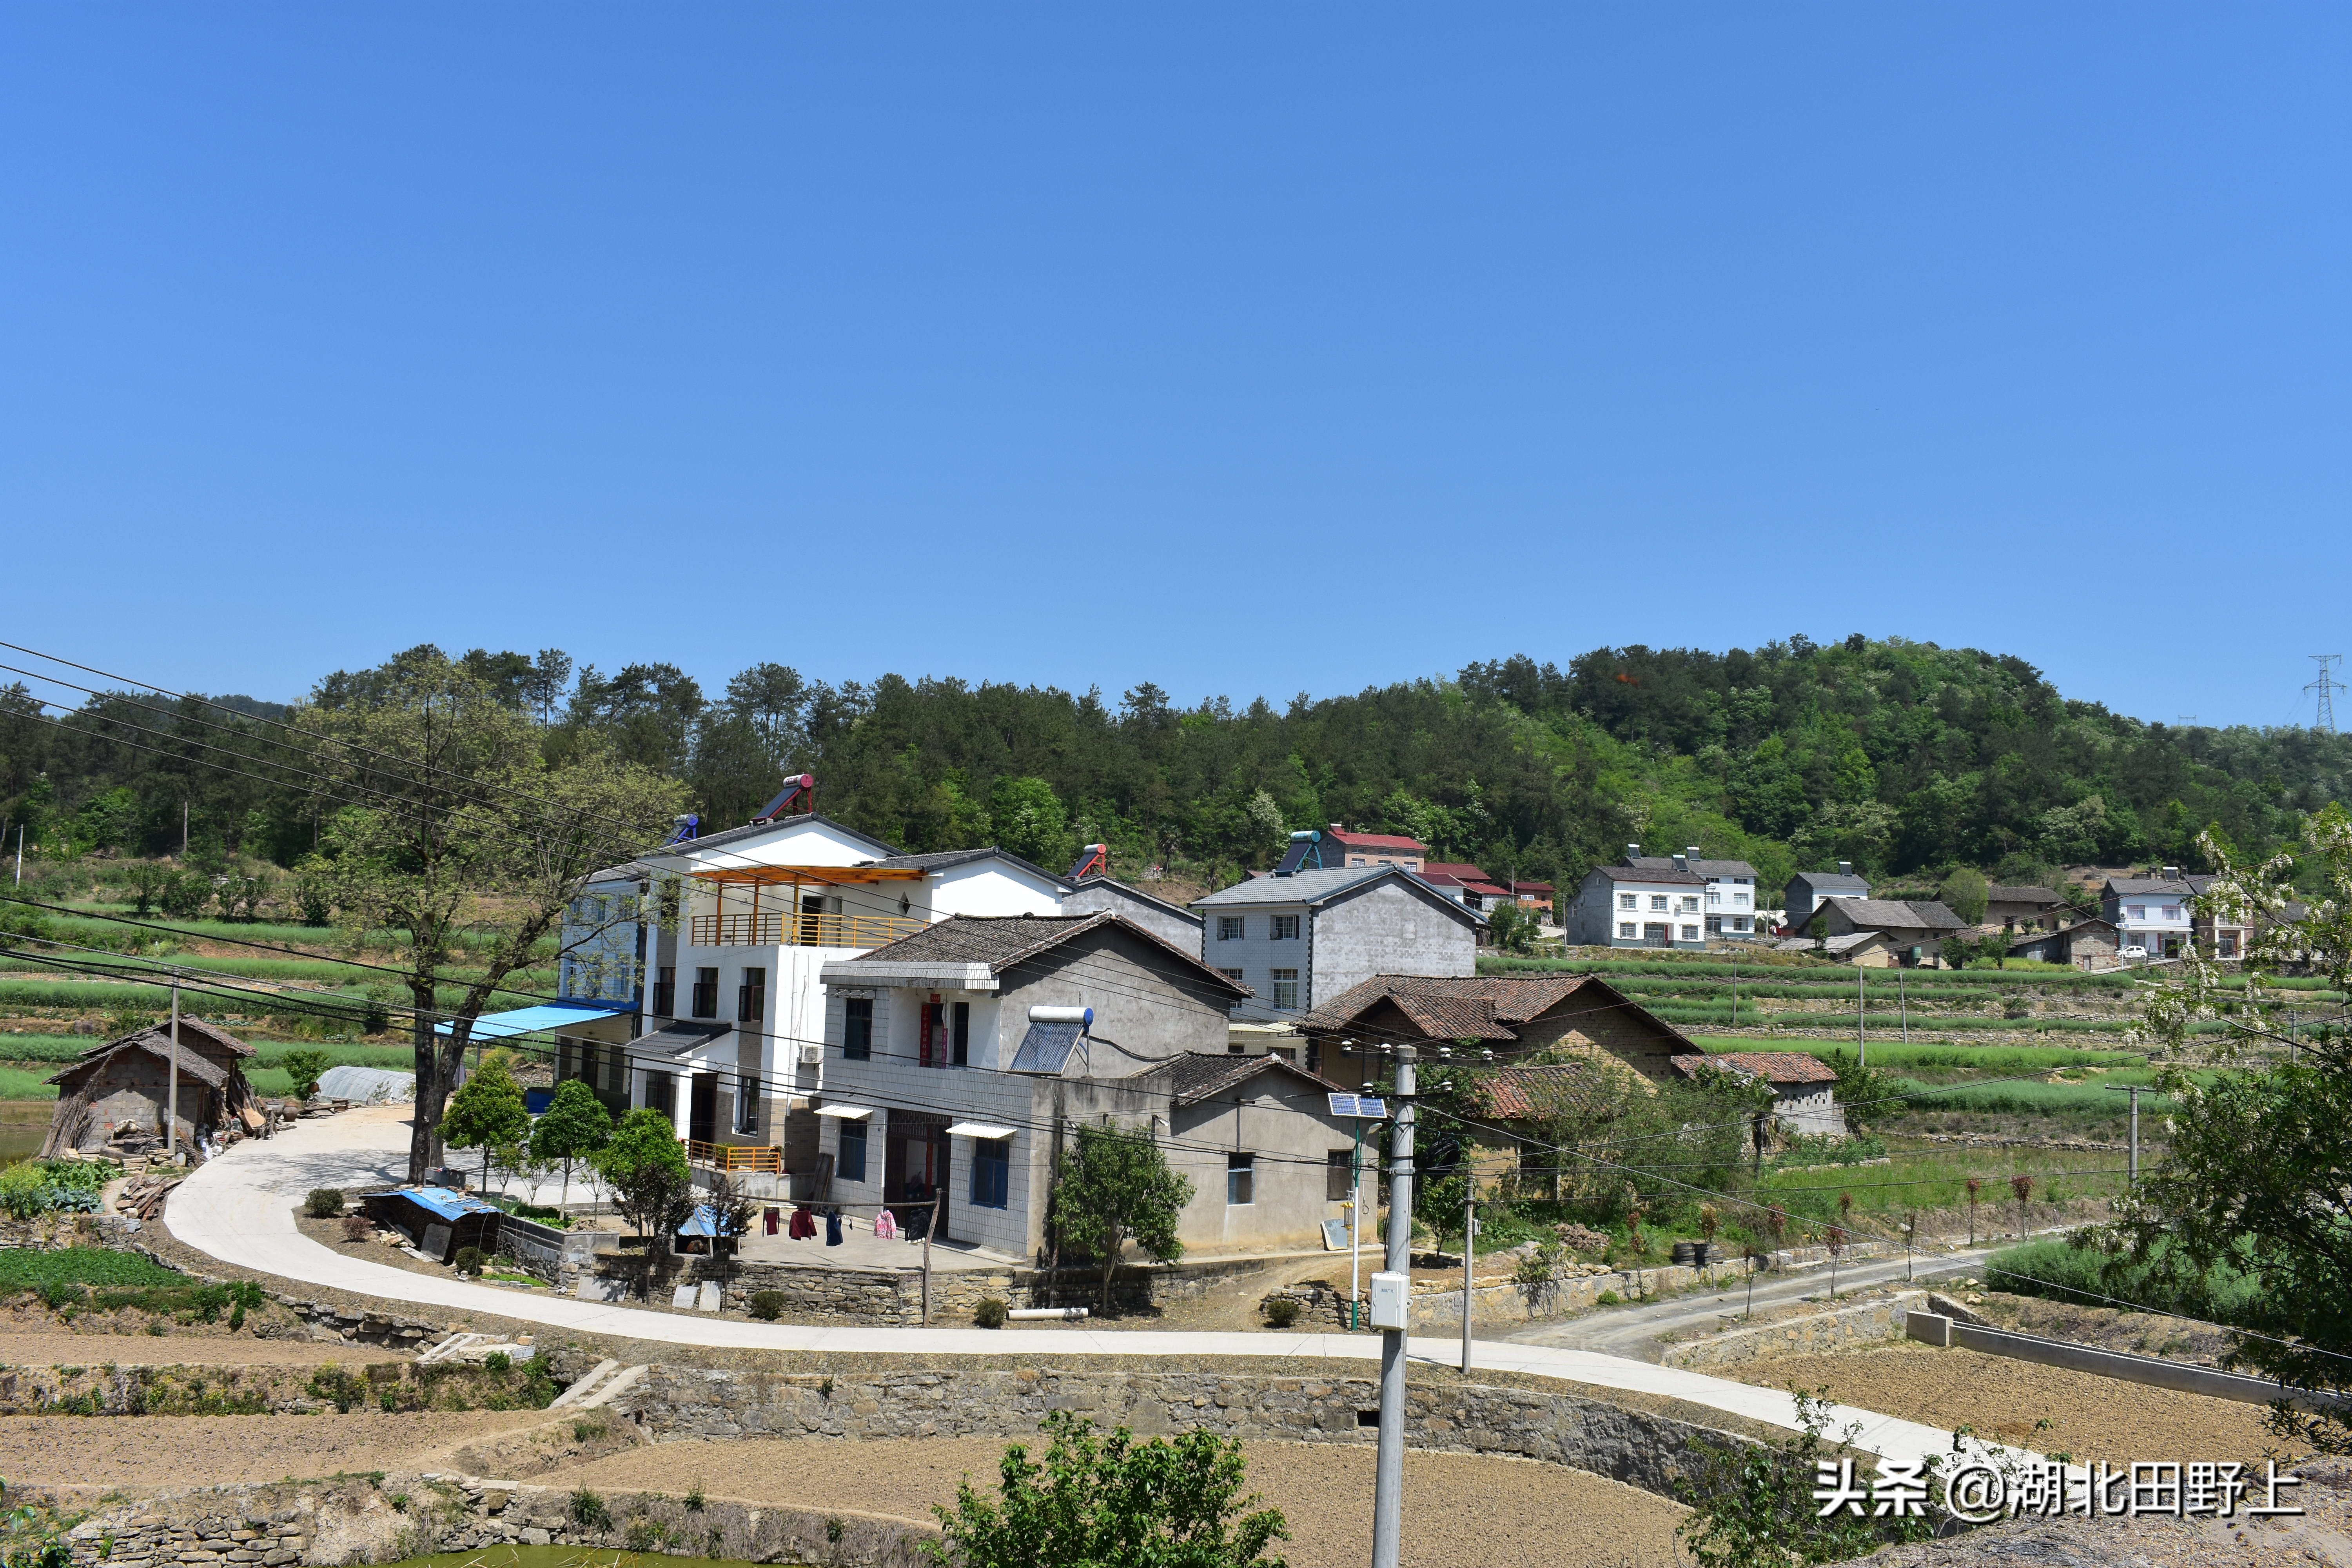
(548, 1436), (1691, 1568)
(1716, 1341), (2293, 1467)
(0, 1410), (552, 1491)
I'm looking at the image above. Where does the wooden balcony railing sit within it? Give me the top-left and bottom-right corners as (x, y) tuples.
(682, 1140), (784, 1174)
(687, 911), (926, 949)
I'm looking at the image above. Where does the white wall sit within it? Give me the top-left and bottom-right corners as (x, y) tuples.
(929, 858), (1066, 918)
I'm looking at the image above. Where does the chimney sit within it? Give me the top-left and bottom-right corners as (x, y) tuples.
(2162, 866), (2179, 880)
(1626, 843), (1642, 863)
(1686, 845), (1702, 860)
(1837, 861), (1853, 877)
(1329, 823), (1344, 834)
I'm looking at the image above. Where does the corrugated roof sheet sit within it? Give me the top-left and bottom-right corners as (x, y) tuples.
(383, 1186), (502, 1222)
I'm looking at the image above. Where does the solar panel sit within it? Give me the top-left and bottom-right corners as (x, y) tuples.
(1009, 1020), (1086, 1074)
(1327, 1093), (1388, 1119)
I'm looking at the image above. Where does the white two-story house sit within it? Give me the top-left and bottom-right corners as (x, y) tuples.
(1563, 857), (1708, 949)
(2102, 871), (2195, 961)
(1628, 847), (1762, 939)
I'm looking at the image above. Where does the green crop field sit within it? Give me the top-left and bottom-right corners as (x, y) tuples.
(1686, 1037), (2147, 1073)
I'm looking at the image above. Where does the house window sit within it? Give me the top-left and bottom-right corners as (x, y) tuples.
(2162, 905), (2181, 920)
(1218, 915), (1245, 941)
(690, 967), (720, 1019)
(2127, 905), (2146, 921)
(1271, 914), (1300, 940)
(1679, 897), (1699, 913)
(1218, 967), (1244, 984)
(1618, 922), (1637, 939)
(646, 1071), (675, 1117)
(737, 966), (766, 1024)
(971, 1137), (1011, 1209)
(735, 1073), (760, 1134)
(1327, 1149), (1354, 1202)
(1270, 969), (1299, 1009)
(1227, 1152), (1255, 1205)
(844, 998), (873, 1060)
(2218, 932), (2238, 959)
(1732, 916), (1750, 933)
(1650, 895), (1668, 912)
(1734, 891), (1750, 907)
(838, 1118), (867, 1183)
(952, 1001), (971, 1067)
(1618, 893), (1637, 911)
(1681, 924), (1699, 942)
(652, 967), (675, 1017)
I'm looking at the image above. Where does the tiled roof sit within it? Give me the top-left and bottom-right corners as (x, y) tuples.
(1816, 897), (1966, 931)
(1465, 1064), (1601, 1120)
(1193, 866), (1483, 929)
(1299, 975), (1694, 1054)
(1671, 1051), (1840, 1085)
(2103, 877), (2194, 897)
(1422, 862), (1487, 881)
(837, 913), (1249, 995)
(1327, 830), (1428, 853)
(1790, 871), (1871, 892)
(1985, 885), (2066, 905)
(1063, 875), (1204, 926)
(1589, 866), (1706, 887)
(864, 847), (1068, 887)
(1387, 995), (1513, 1041)
(1131, 1051), (1343, 1106)
(1628, 856), (1757, 879)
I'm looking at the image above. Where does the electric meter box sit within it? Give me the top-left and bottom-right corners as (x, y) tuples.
(1368, 1270), (1409, 1331)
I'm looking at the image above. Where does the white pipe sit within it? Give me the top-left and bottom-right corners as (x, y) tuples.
(1007, 1306), (1089, 1320)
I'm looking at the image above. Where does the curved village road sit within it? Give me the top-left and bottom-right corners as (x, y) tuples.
(167, 1106), (1985, 1473)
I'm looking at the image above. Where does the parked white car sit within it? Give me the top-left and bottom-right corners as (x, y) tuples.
(2119, 945), (2149, 960)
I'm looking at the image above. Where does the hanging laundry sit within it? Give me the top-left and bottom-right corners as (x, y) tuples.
(873, 1208), (899, 1241)
(824, 1209), (844, 1246)
(788, 1205), (817, 1240)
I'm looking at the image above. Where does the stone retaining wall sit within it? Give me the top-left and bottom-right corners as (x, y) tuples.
(615, 1363), (1752, 1501)
(1662, 1292), (1923, 1369)
(1397, 1243), (1903, 1336)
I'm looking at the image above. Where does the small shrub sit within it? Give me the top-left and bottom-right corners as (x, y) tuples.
(1595, 1289), (1622, 1307)
(279, 1049), (334, 1101)
(569, 1487), (612, 1532)
(748, 1290), (786, 1321)
(973, 1296), (1008, 1329)
(482, 1350), (510, 1373)
(304, 1189), (345, 1220)
(452, 1246), (485, 1276)
(339, 1214), (372, 1243)
(684, 1480), (706, 1512)
(1262, 1297), (1299, 1329)
(387, 1493), (410, 1514)
(624, 1519), (664, 1553)
(826, 1518), (845, 1544)
(571, 1416), (607, 1443)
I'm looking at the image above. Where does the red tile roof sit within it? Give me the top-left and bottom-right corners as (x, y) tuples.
(1328, 830), (1428, 853)
(1466, 1064), (1600, 1120)
(1670, 1051), (1840, 1085)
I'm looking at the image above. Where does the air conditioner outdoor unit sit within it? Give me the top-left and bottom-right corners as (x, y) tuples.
(798, 1044), (822, 1066)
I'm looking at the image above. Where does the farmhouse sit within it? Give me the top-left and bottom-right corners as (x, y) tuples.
(1669, 1051), (1846, 1137)
(41, 1018), (261, 1157)
(1299, 973), (1697, 1083)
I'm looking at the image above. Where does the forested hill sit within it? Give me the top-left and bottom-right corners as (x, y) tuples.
(4, 636), (2348, 896)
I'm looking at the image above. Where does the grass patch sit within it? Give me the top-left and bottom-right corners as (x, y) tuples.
(0, 1248), (185, 1290)
(1985, 1236), (2264, 1327)
(1686, 1038), (2146, 1073)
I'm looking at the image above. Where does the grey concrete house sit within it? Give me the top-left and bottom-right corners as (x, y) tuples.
(1562, 863), (1709, 949)
(1784, 864), (1870, 926)
(2007, 918), (2120, 969)
(1301, 973), (1698, 1083)
(1984, 884), (2071, 934)
(1059, 875), (1203, 957)
(814, 912), (1357, 1259)
(1191, 866), (1482, 1022)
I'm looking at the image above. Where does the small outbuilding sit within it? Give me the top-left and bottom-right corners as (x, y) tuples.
(361, 1186), (503, 1263)
(1670, 1051), (1847, 1138)
(41, 1018), (261, 1158)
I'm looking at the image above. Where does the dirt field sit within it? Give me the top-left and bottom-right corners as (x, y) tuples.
(551, 1436), (1693, 1568)
(0, 1332), (382, 1367)
(0, 1410), (551, 1491)
(1719, 1340), (2294, 1467)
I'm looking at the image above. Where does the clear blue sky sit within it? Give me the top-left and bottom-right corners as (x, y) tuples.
(5, 6), (2347, 728)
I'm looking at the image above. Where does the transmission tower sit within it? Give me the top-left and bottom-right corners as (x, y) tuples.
(2309, 654), (2345, 733)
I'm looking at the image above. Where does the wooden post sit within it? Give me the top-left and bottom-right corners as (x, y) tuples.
(166, 976), (183, 1157)
(921, 1199), (934, 1324)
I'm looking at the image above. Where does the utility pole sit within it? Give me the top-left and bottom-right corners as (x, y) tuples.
(1857, 967), (1866, 1069)
(1370, 1044), (1417, 1568)
(2309, 654), (2345, 733)
(1898, 969), (1908, 1043)
(165, 977), (181, 1158)
(1461, 1186), (1476, 1374)
(2104, 1085), (2142, 1183)
(12, 824), (20, 887)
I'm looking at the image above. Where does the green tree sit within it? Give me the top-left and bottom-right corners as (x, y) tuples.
(1047, 1123), (1192, 1314)
(277, 1048), (333, 1101)
(927, 1411), (1288, 1568)
(2128, 807), (2352, 1451)
(1677, 1388), (1939, 1566)
(441, 1057), (530, 1193)
(593, 1107), (694, 1284)
(1937, 866), (1988, 925)
(299, 650), (684, 1181)
(530, 1079), (614, 1208)
(989, 775), (1069, 866)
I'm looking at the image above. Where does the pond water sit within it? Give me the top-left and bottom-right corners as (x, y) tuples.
(0, 1117), (48, 1167)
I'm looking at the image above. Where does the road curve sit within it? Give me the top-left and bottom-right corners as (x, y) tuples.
(166, 1105), (1976, 1471)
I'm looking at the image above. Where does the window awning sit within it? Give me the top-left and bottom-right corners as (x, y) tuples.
(946, 1121), (1016, 1140)
(635, 1020), (733, 1058)
(435, 1002), (627, 1042)
(813, 1104), (875, 1120)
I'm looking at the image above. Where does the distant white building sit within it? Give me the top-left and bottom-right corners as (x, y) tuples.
(1563, 853), (1708, 950)
(1628, 846), (1762, 940)
(2102, 871), (2195, 960)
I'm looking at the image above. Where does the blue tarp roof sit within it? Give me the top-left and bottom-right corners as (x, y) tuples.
(435, 1002), (626, 1042)
(384, 1186), (501, 1221)
(677, 1204), (719, 1237)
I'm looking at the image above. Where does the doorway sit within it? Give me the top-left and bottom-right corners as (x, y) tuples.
(883, 1109), (951, 1241)
(689, 1073), (718, 1145)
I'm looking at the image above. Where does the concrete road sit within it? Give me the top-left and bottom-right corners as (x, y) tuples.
(164, 1104), (2009, 1473)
